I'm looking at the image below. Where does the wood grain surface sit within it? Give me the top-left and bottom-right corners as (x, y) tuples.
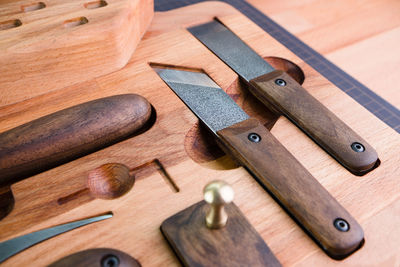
(0, 0), (153, 106)
(0, 2), (399, 266)
(161, 201), (281, 267)
(87, 163), (135, 200)
(248, 0), (400, 110)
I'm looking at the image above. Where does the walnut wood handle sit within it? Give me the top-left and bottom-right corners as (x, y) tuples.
(250, 70), (378, 175)
(217, 118), (364, 258)
(0, 94), (151, 187)
(48, 248), (141, 267)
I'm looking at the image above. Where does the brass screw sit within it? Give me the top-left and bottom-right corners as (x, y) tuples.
(204, 180), (234, 229)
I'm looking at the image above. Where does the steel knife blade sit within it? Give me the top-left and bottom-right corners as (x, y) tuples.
(0, 213), (112, 263)
(154, 67), (363, 259)
(188, 20), (378, 175)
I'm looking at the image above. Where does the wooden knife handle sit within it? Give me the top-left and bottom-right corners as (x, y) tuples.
(250, 70), (378, 175)
(217, 118), (364, 258)
(48, 248), (141, 267)
(0, 94), (151, 187)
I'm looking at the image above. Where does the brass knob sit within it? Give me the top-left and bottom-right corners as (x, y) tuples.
(203, 180), (234, 229)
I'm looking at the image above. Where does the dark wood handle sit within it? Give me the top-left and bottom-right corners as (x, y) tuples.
(250, 70), (378, 175)
(217, 118), (364, 258)
(0, 94), (151, 187)
(161, 201), (282, 267)
(48, 248), (141, 267)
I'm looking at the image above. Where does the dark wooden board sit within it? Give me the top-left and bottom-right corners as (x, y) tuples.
(49, 248), (141, 267)
(161, 201), (281, 267)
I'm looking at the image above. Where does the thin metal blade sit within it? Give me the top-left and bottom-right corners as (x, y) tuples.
(188, 20), (275, 82)
(0, 213), (112, 263)
(154, 67), (249, 134)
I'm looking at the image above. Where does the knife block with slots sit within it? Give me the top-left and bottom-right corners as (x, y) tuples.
(0, 2), (399, 266)
(0, 0), (153, 106)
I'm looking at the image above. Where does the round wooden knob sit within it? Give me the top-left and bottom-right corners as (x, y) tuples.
(203, 180), (234, 229)
(87, 163), (134, 200)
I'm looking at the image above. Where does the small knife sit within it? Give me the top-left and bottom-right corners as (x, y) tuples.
(0, 213), (112, 263)
(154, 67), (363, 259)
(188, 20), (378, 175)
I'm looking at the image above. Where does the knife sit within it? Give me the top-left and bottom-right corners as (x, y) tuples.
(188, 20), (378, 175)
(0, 213), (112, 263)
(153, 67), (363, 259)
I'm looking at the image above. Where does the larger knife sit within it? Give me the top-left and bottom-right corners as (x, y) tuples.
(188, 20), (378, 175)
(153, 67), (363, 259)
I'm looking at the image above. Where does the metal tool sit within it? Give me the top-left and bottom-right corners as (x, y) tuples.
(188, 20), (378, 175)
(0, 213), (112, 263)
(154, 67), (363, 258)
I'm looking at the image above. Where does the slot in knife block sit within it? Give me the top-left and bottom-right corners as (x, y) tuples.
(0, 2), (399, 266)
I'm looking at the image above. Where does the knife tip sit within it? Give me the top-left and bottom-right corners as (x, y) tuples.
(151, 66), (164, 74)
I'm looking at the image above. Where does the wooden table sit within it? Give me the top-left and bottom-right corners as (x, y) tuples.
(248, 0), (400, 110)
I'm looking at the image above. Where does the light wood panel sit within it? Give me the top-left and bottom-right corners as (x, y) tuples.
(0, 0), (153, 106)
(0, 2), (399, 266)
(326, 27), (400, 109)
(248, 0), (400, 110)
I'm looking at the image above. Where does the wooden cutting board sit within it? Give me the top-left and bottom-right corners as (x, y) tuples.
(0, 2), (399, 266)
